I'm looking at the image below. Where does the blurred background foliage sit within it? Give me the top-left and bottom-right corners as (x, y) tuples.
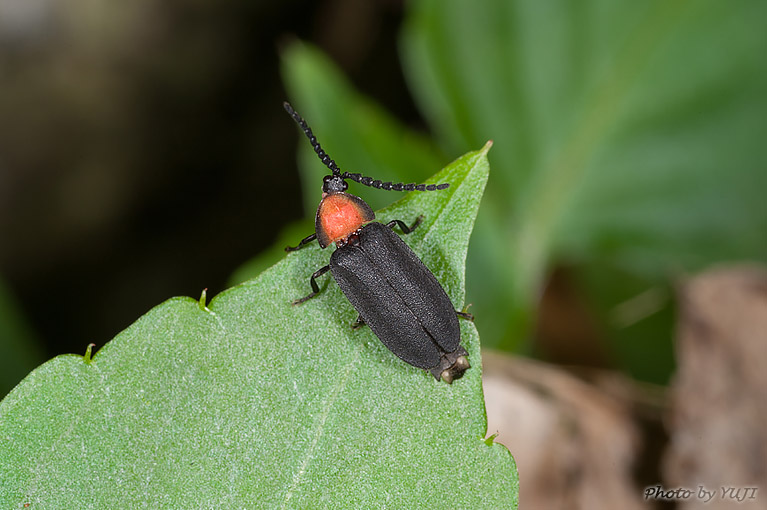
(1, 0), (766, 397)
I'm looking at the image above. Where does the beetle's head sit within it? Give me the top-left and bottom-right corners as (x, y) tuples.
(322, 174), (348, 195)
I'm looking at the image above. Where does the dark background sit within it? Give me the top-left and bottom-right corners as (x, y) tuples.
(0, 0), (414, 359)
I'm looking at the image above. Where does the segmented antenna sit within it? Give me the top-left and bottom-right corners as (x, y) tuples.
(342, 172), (449, 192)
(283, 101), (341, 176)
(283, 102), (450, 192)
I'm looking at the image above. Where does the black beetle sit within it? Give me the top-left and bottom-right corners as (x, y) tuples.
(283, 102), (472, 383)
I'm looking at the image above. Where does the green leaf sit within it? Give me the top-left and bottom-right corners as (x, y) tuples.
(400, 0), (767, 375)
(0, 146), (518, 508)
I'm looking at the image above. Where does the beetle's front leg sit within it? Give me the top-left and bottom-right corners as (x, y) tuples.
(384, 215), (423, 235)
(285, 233), (318, 252)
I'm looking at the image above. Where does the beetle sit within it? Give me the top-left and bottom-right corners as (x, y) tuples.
(283, 102), (472, 383)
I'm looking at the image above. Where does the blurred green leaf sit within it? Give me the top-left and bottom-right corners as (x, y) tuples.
(0, 278), (44, 399)
(229, 218), (313, 286)
(575, 261), (676, 383)
(280, 42), (446, 214)
(398, 0), (767, 379)
(0, 147), (518, 508)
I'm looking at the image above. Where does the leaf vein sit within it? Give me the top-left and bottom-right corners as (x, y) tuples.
(280, 344), (361, 507)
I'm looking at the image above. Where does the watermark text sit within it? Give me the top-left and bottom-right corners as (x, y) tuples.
(644, 485), (758, 503)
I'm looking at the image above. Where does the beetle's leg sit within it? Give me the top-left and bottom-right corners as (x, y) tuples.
(456, 303), (474, 321)
(456, 310), (474, 322)
(385, 215), (424, 235)
(292, 265), (330, 305)
(351, 314), (366, 330)
(285, 233), (318, 252)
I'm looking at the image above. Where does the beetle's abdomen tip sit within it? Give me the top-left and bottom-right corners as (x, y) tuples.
(434, 352), (470, 384)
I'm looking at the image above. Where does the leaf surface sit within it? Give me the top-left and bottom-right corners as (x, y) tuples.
(0, 145), (518, 509)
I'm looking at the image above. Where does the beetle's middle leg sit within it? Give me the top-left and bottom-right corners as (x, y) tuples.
(351, 314), (366, 330)
(292, 265), (331, 305)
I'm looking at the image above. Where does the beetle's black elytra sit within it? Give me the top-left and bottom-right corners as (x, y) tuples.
(283, 102), (471, 383)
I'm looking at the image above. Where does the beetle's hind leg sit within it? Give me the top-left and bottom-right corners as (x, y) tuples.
(456, 303), (474, 321)
(456, 310), (474, 321)
(292, 265), (330, 305)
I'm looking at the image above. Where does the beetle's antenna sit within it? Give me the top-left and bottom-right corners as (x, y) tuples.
(284, 102), (341, 176)
(284, 101), (450, 192)
(342, 172), (449, 192)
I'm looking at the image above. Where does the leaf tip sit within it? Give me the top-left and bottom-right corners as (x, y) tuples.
(481, 140), (493, 155)
(83, 343), (96, 364)
(198, 288), (210, 312)
(484, 432), (499, 446)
